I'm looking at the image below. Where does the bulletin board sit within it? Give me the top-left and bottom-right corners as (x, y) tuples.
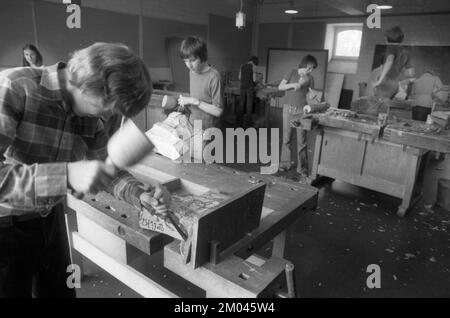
(372, 45), (450, 84)
(266, 48), (328, 90)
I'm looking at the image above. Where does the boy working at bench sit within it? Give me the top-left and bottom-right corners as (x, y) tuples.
(278, 54), (318, 180)
(0, 42), (169, 297)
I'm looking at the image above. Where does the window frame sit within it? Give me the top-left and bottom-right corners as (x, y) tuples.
(332, 25), (363, 61)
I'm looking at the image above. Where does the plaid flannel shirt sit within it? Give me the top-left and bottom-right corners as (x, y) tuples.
(0, 63), (146, 217)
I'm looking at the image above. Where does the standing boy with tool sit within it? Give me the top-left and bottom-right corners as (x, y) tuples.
(278, 55), (318, 180)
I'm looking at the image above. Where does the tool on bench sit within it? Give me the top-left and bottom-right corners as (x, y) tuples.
(141, 199), (189, 241)
(106, 119), (154, 169)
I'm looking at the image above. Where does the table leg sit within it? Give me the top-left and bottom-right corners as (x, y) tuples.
(65, 207), (86, 278)
(310, 129), (324, 183)
(398, 152), (424, 217)
(272, 230), (288, 258)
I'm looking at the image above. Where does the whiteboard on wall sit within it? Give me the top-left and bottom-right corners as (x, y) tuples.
(266, 48), (328, 90)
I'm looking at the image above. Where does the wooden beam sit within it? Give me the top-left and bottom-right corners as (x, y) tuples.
(72, 233), (178, 298)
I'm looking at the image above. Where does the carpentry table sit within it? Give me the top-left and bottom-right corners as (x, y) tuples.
(299, 110), (450, 217)
(66, 154), (317, 298)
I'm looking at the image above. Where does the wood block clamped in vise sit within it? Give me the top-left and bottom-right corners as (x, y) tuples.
(136, 170), (267, 269)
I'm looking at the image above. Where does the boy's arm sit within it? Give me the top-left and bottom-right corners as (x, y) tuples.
(374, 54), (394, 87)
(87, 121), (169, 212)
(0, 77), (68, 210)
(278, 70), (299, 91)
(178, 73), (224, 117)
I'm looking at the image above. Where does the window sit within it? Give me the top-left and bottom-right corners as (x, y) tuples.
(332, 25), (363, 60)
(324, 23), (363, 74)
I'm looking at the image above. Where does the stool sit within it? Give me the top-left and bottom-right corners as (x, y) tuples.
(436, 178), (450, 212)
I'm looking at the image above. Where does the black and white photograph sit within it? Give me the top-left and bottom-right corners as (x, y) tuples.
(0, 0), (449, 302)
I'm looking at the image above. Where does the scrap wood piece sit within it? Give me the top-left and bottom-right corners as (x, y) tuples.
(325, 73), (344, 108)
(138, 190), (230, 240)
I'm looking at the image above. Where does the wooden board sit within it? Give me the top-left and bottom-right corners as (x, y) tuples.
(325, 73), (344, 108)
(312, 109), (382, 137)
(189, 183), (266, 269)
(67, 193), (173, 256)
(383, 120), (450, 153)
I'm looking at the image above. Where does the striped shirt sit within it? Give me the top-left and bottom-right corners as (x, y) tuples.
(0, 63), (145, 217)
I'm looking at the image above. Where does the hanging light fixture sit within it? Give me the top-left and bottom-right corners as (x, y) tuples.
(236, 0), (246, 29)
(376, 0), (393, 10)
(285, 1), (298, 14)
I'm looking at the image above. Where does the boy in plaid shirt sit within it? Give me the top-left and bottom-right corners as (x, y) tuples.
(0, 42), (169, 297)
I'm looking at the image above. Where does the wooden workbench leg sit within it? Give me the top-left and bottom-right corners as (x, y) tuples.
(398, 154), (421, 217)
(64, 207), (86, 278)
(272, 230), (289, 258)
(265, 99), (271, 128)
(310, 129), (324, 183)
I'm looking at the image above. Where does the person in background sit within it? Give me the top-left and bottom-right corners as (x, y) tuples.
(178, 36), (223, 131)
(238, 56), (259, 128)
(373, 26), (415, 98)
(22, 44), (44, 68)
(278, 55), (317, 180)
(410, 71), (443, 121)
(0, 42), (170, 298)
(366, 54), (386, 97)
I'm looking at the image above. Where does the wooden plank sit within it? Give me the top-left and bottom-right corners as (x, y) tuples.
(72, 233), (178, 298)
(189, 183), (266, 269)
(319, 129), (366, 175)
(67, 193), (172, 256)
(325, 73), (344, 108)
(315, 114), (381, 137)
(383, 124), (450, 153)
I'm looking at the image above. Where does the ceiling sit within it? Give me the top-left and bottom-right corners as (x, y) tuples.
(258, 0), (450, 21)
(37, 0), (450, 24)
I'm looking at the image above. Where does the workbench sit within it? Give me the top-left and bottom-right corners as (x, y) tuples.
(299, 110), (450, 217)
(66, 155), (318, 298)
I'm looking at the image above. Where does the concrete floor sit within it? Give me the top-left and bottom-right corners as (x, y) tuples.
(76, 153), (449, 298)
